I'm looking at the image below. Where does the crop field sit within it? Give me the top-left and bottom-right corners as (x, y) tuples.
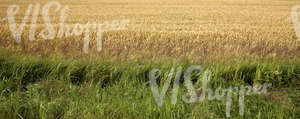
(0, 0), (300, 118)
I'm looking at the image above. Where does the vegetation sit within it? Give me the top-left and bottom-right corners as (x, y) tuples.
(0, 0), (299, 118)
(0, 50), (299, 118)
(0, 0), (299, 62)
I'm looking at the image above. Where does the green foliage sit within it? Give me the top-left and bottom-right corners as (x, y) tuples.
(0, 52), (299, 119)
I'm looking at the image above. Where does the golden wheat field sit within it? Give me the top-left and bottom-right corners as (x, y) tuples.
(0, 0), (299, 62)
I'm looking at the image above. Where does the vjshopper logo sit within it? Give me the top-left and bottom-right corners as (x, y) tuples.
(0, 1), (130, 53)
(148, 65), (272, 117)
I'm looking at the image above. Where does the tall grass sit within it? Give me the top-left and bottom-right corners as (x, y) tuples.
(0, 50), (299, 118)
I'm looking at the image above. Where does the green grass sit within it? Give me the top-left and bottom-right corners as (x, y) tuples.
(0, 50), (299, 119)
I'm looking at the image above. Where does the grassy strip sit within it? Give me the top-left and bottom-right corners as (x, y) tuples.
(0, 51), (299, 118)
(0, 50), (299, 89)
